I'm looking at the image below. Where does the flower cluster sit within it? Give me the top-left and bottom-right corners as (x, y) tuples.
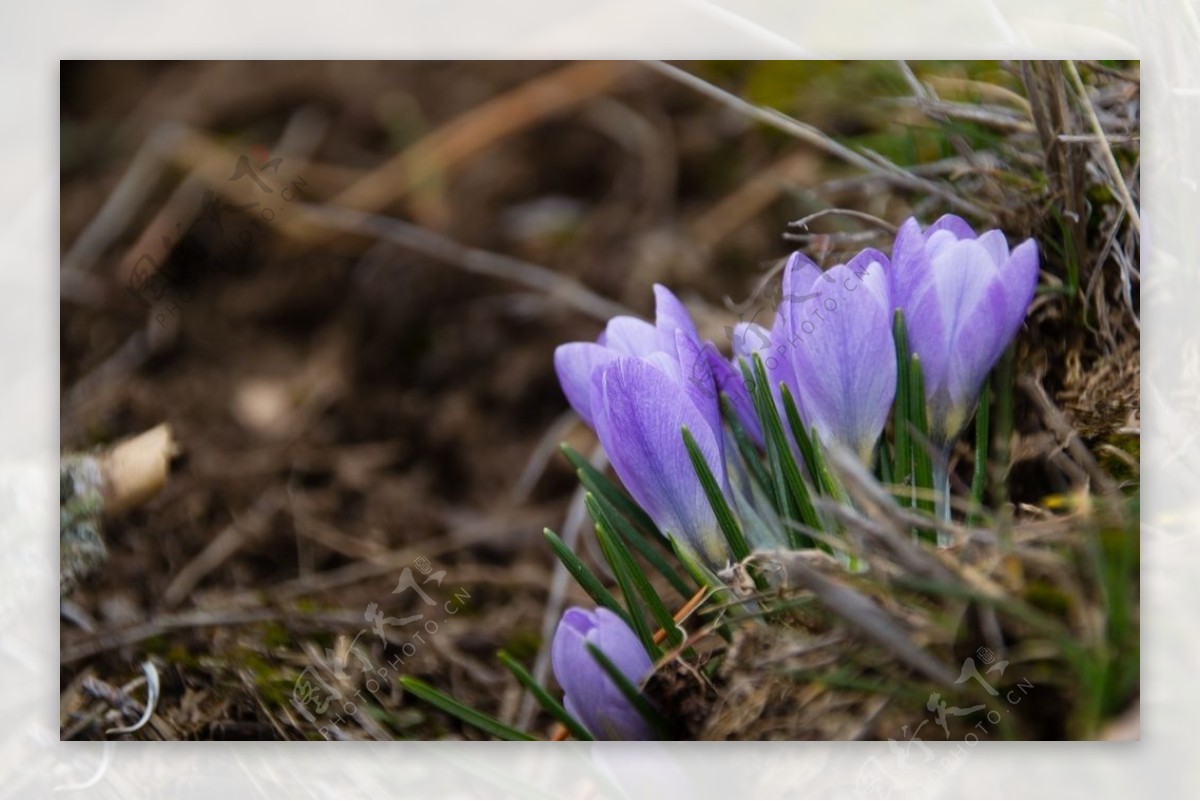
(550, 215), (1038, 739)
(557, 215), (1037, 558)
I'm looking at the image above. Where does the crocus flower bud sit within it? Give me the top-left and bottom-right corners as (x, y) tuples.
(772, 249), (898, 462)
(554, 285), (705, 429)
(554, 285), (735, 566)
(590, 355), (730, 566)
(890, 215), (1039, 445)
(703, 338), (763, 446)
(551, 607), (655, 740)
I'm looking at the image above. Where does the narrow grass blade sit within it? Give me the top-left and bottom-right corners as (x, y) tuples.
(1054, 208), (1082, 307)
(720, 393), (776, 507)
(751, 355), (820, 530)
(591, 487), (694, 600)
(497, 650), (594, 741)
(667, 534), (733, 642)
(682, 426), (750, 562)
(585, 643), (673, 739)
(738, 357), (794, 524)
(399, 676), (536, 741)
(908, 354), (936, 541)
(543, 527), (629, 626)
(892, 309), (912, 488)
(587, 496), (667, 655)
(877, 437), (894, 486)
(1090, 517), (1140, 718)
(968, 380), (991, 525)
(779, 384), (820, 490)
(779, 385), (845, 503)
(590, 494), (667, 657)
(990, 345), (1015, 543)
(669, 533), (722, 591)
(561, 443), (663, 544)
(741, 354), (820, 545)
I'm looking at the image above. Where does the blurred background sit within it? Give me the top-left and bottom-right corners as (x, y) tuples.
(59, 60), (1139, 740)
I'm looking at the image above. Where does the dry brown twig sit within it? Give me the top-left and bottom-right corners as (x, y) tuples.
(691, 151), (820, 248)
(645, 60), (988, 219)
(1063, 59), (1141, 235)
(74, 119), (632, 325)
(293, 202), (631, 323)
(281, 61), (636, 244)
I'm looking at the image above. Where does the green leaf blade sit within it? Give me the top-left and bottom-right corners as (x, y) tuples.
(497, 650), (594, 741)
(682, 425), (750, 563)
(399, 675), (536, 741)
(587, 494), (673, 654)
(543, 527), (629, 625)
(585, 643), (673, 740)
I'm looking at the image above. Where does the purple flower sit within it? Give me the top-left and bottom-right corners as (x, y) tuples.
(732, 318), (802, 442)
(704, 338), (763, 446)
(770, 250), (897, 462)
(551, 606), (655, 740)
(890, 215), (1039, 444)
(554, 285), (712, 430)
(590, 356), (731, 565)
(554, 286), (733, 565)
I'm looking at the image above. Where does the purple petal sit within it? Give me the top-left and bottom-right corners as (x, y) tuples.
(999, 239), (1040, 340)
(731, 321), (771, 363)
(774, 254), (828, 406)
(906, 238), (1008, 441)
(603, 316), (662, 358)
(653, 284), (701, 358)
(554, 342), (618, 428)
(786, 258), (896, 459)
(975, 229), (1011, 269)
(842, 248), (891, 286)
(925, 214), (977, 241)
(766, 313), (799, 408)
(924, 229), (962, 260)
(704, 343), (764, 446)
(644, 351), (682, 385)
(551, 607), (655, 740)
(674, 329), (725, 454)
(890, 217), (932, 311)
(591, 357), (728, 565)
(591, 608), (653, 687)
(551, 609), (606, 718)
(590, 608), (655, 740)
(781, 251), (824, 319)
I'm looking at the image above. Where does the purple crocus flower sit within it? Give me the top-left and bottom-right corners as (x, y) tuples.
(554, 286), (734, 566)
(703, 338), (763, 446)
(551, 606), (655, 740)
(736, 317), (802, 426)
(890, 215), (1039, 445)
(554, 285), (706, 430)
(589, 356), (731, 565)
(770, 249), (897, 462)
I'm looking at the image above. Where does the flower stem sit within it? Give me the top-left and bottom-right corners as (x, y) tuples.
(932, 449), (953, 546)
